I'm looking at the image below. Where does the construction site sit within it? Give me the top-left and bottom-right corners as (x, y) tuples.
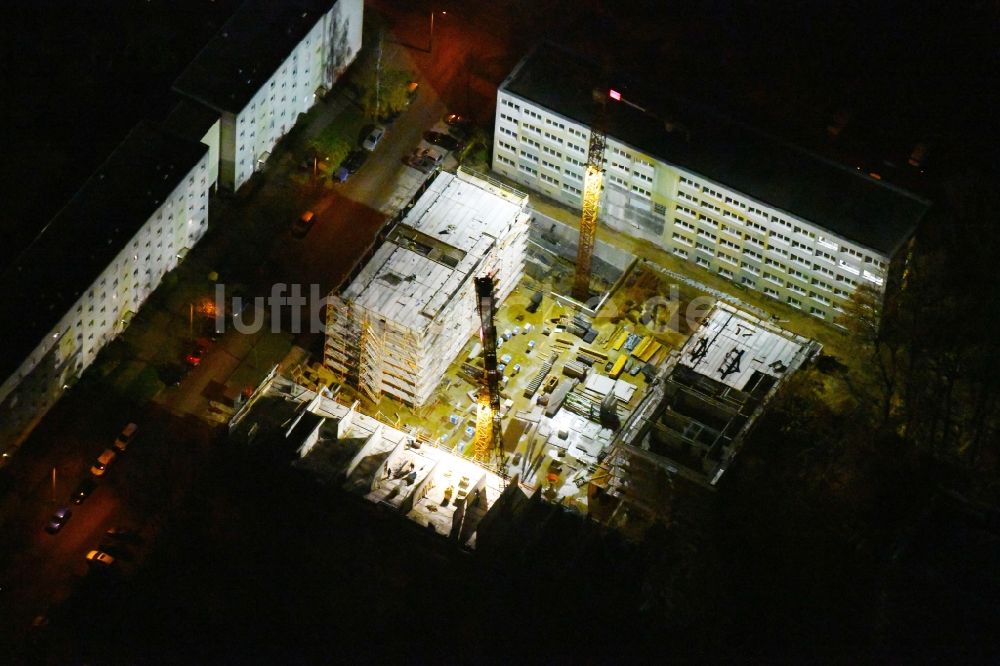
(323, 168), (531, 408)
(231, 163), (819, 544)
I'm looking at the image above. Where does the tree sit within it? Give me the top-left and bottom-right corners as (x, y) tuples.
(836, 282), (905, 427)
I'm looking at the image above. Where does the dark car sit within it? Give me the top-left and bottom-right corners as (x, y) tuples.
(443, 113), (472, 128)
(405, 81), (419, 105)
(333, 150), (368, 182)
(161, 364), (185, 387)
(423, 131), (462, 152)
(97, 542), (132, 561)
(45, 507), (72, 534)
(378, 108), (402, 124)
(185, 338), (210, 367)
(106, 526), (142, 542)
(71, 478), (97, 505)
(443, 114), (474, 139)
(292, 210), (316, 237)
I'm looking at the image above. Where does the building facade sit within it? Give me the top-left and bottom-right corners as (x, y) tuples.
(493, 44), (930, 322)
(325, 170), (531, 407)
(0, 123), (211, 454)
(174, 0), (363, 191)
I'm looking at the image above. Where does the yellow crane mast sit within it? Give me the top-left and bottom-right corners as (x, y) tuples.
(572, 89), (609, 302)
(472, 275), (505, 479)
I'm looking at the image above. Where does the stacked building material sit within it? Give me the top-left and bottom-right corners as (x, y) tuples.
(577, 347), (607, 363)
(562, 360), (589, 380)
(544, 378), (577, 417)
(523, 352), (558, 399)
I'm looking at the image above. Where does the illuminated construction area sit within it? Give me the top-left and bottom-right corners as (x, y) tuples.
(589, 302), (821, 534)
(235, 165), (819, 543)
(233, 273), (816, 543)
(228, 371), (504, 545)
(324, 169), (531, 407)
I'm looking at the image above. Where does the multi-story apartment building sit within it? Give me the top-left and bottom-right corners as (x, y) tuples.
(174, 0), (363, 191)
(0, 122), (212, 453)
(163, 98), (224, 194)
(492, 44), (930, 321)
(325, 170), (531, 407)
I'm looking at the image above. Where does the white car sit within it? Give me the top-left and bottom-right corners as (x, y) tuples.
(408, 147), (444, 173)
(362, 126), (385, 151)
(113, 423), (138, 453)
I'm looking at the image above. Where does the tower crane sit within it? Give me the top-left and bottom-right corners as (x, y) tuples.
(572, 88), (610, 302)
(472, 275), (505, 479)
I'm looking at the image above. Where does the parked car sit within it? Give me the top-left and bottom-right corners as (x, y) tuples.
(113, 423), (138, 453)
(291, 210), (317, 238)
(443, 113), (474, 139)
(407, 147), (444, 173)
(106, 526), (141, 542)
(443, 113), (473, 128)
(44, 507), (72, 534)
(423, 131), (462, 152)
(97, 542), (131, 560)
(71, 477), (97, 504)
(362, 126), (386, 151)
(90, 449), (116, 477)
(378, 107), (403, 124)
(185, 338), (209, 367)
(405, 81), (419, 105)
(333, 150), (368, 182)
(85, 550), (115, 567)
(161, 364), (185, 387)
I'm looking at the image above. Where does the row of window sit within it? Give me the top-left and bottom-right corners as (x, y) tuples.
(675, 205), (884, 277)
(672, 225), (860, 297)
(497, 107), (886, 301)
(676, 173), (886, 268)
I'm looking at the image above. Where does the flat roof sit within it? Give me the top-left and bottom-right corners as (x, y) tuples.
(162, 99), (221, 143)
(501, 43), (930, 256)
(173, 0), (337, 114)
(678, 304), (810, 392)
(342, 173), (525, 330)
(0, 122), (207, 382)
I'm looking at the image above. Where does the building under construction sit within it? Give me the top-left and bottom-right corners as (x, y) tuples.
(324, 170), (531, 407)
(593, 303), (821, 525)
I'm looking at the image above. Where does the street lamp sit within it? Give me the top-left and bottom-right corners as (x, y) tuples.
(429, 10), (446, 53)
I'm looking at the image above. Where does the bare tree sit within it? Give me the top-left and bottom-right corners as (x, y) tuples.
(836, 283), (905, 427)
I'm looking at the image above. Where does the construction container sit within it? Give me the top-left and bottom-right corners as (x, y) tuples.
(609, 354), (628, 379)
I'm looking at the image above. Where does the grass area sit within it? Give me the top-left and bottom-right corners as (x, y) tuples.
(346, 13), (415, 121)
(125, 364), (165, 405)
(228, 333), (294, 390)
(304, 104), (366, 178)
(457, 130), (490, 170)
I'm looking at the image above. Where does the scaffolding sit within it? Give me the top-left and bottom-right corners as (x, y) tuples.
(323, 171), (531, 408)
(358, 314), (384, 403)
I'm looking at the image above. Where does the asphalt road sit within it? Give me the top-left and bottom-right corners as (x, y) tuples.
(0, 5), (487, 653)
